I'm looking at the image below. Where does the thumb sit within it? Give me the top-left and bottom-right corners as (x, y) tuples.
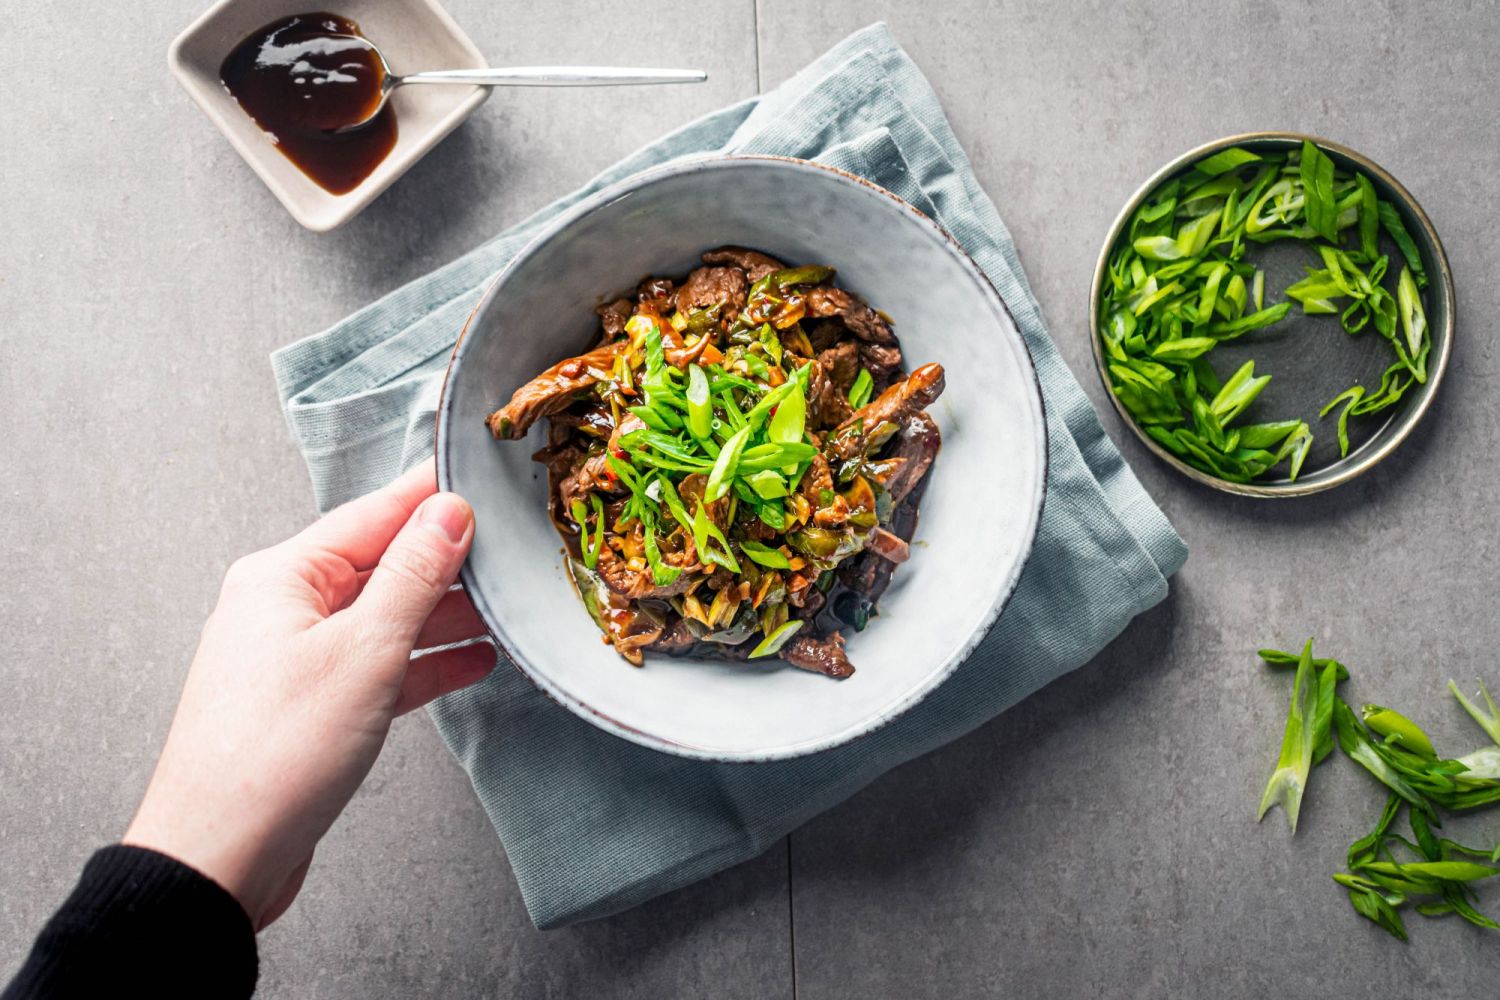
(355, 492), (474, 646)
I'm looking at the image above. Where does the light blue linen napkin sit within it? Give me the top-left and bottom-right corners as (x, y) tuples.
(272, 23), (1187, 929)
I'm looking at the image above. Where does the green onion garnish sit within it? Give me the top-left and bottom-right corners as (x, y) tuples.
(746, 469), (789, 499)
(691, 500), (740, 573)
(748, 619), (803, 658)
(705, 424), (751, 502)
(847, 368), (874, 409)
(643, 522), (681, 586)
(739, 540), (791, 569)
(686, 364), (712, 439)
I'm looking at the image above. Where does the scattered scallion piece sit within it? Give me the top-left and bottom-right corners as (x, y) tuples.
(1257, 640), (1330, 832)
(1255, 644), (1500, 941)
(1100, 143), (1434, 480)
(1449, 678), (1500, 745)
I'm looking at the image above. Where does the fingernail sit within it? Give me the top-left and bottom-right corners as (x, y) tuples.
(419, 493), (472, 544)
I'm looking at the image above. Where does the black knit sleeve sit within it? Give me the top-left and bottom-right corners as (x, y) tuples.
(2, 845), (257, 999)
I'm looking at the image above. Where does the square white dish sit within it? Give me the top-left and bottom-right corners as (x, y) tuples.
(169, 0), (488, 231)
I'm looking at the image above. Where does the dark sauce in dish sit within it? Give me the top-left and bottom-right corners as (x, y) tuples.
(219, 13), (396, 195)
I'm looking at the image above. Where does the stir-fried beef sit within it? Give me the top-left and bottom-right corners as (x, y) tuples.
(701, 246), (785, 282)
(804, 286), (896, 344)
(828, 363), (946, 461)
(881, 412), (942, 504)
(597, 298), (635, 341)
(859, 342), (904, 387)
(783, 633), (855, 679)
(487, 341), (630, 440)
(674, 266), (748, 318)
(485, 251), (945, 678)
(596, 534), (701, 600)
(807, 341), (860, 427)
(865, 527), (910, 563)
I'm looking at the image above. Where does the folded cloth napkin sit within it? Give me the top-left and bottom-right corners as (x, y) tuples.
(272, 23), (1188, 929)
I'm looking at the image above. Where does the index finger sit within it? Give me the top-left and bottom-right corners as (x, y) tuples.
(288, 458), (440, 571)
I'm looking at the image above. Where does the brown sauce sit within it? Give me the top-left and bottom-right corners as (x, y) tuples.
(219, 13), (396, 195)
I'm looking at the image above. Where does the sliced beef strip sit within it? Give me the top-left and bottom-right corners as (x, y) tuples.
(557, 412), (642, 513)
(637, 277), (675, 310)
(596, 298), (634, 341)
(804, 286), (896, 344)
(558, 451), (615, 514)
(818, 340), (861, 390)
(674, 266), (748, 319)
(859, 341), (904, 389)
(827, 363), (945, 461)
(595, 535), (700, 601)
(646, 617), (699, 655)
(882, 411), (942, 504)
(814, 412), (941, 637)
(701, 246), (785, 282)
(807, 341), (860, 428)
(865, 527), (910, 563)
(782, 632), (855, 679)
(487, 341), (627, 440)
(805, 319), (845, 353)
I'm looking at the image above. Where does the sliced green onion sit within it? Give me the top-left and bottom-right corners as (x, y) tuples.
(1299, 140), (1339, 241)
(1396, 266), (1427, 360)
(1257, 639), (1322, 832)
(1151, 337), (1217, 361)
(1448, 678), (1500, 745)
(746, 469), (789, 499)
(738, 442), (818, 472)
(739, 540), (791, 569)
(1194, 146), (1261, 176)
(704, 425), (751, 502)
(768, 376), (807, 458)
(744, 379), (798, 430)
(1361, 704), (1437, 758)
(576, 494), (604, 570)
(691, 500), (740, 573)
(1377, 200), (1428, 288)
(748, 619), (804, 658)
(643, 523), (681, 586)
(685, 364), (712, 439)
(847, 368), (874, 409)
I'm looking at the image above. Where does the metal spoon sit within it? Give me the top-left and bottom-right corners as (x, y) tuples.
(333, 36), (706, 132)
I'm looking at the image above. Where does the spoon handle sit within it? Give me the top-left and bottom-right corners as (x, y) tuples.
(394, 66), (707, 88)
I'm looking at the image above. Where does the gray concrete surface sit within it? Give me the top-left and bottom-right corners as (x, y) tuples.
(2, 0), (1498, 996)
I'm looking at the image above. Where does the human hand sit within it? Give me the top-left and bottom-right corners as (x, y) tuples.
(123, 460), (494, 930)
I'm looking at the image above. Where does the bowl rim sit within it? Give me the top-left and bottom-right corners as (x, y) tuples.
(435, 153), (1049, 761)
(1087, 130), (1455, 498)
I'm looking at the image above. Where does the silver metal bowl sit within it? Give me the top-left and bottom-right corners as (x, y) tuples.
(1088, 131), (1454, 498)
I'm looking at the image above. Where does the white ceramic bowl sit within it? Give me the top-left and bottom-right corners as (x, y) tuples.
(169, 0), (487, 232)
(438, 156), (1047, 761)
